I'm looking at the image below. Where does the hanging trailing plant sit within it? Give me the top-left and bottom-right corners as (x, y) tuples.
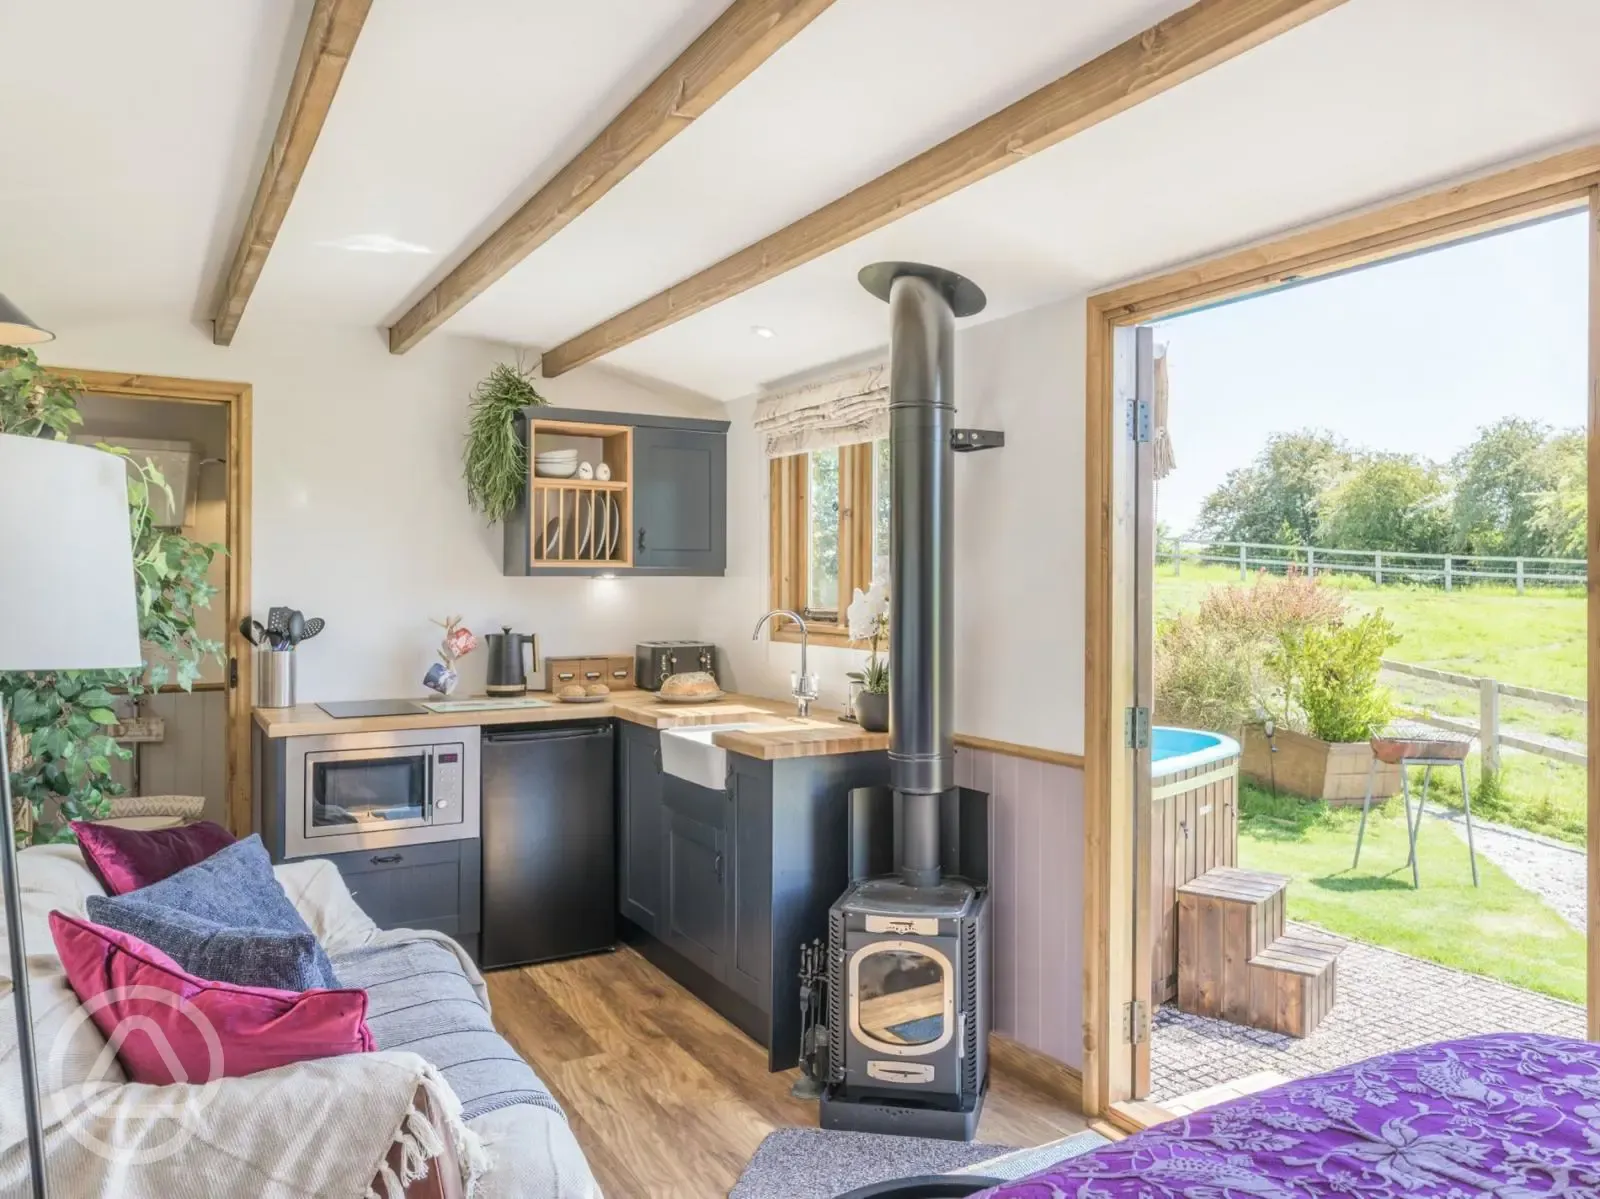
(464, 360), (546, 522)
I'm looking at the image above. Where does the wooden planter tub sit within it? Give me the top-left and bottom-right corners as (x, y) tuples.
(1239, 725), (1401, 806)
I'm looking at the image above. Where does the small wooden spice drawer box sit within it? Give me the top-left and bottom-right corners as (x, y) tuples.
(542, 654), (634, 691)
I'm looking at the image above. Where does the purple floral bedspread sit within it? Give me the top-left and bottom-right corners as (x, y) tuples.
(981, 1033), (1600, 1197)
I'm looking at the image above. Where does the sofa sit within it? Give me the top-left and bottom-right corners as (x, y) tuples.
(0, 842), (600, 1198)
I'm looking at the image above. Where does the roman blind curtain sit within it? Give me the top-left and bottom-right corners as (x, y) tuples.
(753, 364), (887, 458)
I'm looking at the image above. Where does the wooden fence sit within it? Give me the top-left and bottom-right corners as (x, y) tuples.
(1379, 659), (1587, 770)
(1162, 537), (1587, 593)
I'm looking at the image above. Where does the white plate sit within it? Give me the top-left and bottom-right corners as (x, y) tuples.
(610, 494), (622, 559)
(579, 492), (593, 558)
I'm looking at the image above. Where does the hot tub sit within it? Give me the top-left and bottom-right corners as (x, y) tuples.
(1149, 726), (1242, 1002)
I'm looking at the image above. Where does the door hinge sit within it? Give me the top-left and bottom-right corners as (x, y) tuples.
(1122, 999), (1150, 1045)
(228, 657), (238, 689)
(1126, 397), (1152, 444)
(1125, 706), (1151, 750)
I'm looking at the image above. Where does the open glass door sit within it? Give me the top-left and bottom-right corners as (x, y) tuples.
(1119, 325), (1158, 1097)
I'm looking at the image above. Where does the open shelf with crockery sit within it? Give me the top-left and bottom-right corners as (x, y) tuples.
(522, 418), (633, 569)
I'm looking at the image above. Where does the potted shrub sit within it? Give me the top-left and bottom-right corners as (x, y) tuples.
(1240, 610), (1402, 803)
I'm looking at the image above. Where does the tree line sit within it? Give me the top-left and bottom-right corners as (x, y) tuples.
(1191, 418), (1586, 559)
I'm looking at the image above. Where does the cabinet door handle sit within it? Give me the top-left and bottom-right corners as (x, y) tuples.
(371, 853), (403, 865)
(638, 528), (646, 551)
(714, 852), (724, 882)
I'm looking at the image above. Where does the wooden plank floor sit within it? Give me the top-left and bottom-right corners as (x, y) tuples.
(488, 946), (1089, 1199)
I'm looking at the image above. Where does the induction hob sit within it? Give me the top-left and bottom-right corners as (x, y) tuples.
(316, 700), (427, 719)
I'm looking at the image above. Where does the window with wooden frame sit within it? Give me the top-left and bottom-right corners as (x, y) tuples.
(769, 439), (891, 646)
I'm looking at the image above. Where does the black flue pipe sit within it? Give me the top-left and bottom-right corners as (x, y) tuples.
(859, 262), (985, 888)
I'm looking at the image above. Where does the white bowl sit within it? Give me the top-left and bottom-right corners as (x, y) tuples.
(535, 448), (578, 457)
(535, 462), (579, 478)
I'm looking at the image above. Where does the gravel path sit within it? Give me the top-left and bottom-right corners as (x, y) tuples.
(1151, 921), (1585, 1101)
(1425, 807), (1586, 931)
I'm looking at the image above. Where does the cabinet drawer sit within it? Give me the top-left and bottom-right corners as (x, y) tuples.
(663, 772), (727, 828)
(319, 839), (481, 948)
(606, 656), (636, 688)
(544, 657), (583, 690)
(580, 658), (610, 686)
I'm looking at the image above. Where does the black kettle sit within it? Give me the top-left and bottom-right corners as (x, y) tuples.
(485, 627), (539, 696)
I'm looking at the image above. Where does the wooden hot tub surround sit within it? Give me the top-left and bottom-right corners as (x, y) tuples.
(1149, 748), (1240, 1004)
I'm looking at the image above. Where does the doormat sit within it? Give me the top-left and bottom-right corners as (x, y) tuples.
(730, 1127), (1112, 1198)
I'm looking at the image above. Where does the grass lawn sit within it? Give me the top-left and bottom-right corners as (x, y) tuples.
(1237, 783), (1586, 1004)
(1159, 563), (1588, 843)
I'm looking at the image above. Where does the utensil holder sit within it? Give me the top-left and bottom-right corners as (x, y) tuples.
(256, 648), (297, 708)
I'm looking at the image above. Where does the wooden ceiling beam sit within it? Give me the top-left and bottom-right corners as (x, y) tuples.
(540, 0), (1349, 376)
(212, 0), (372, 346)
(387, 0), (837, 355)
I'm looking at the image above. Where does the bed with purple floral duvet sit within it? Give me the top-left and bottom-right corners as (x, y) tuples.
(979, 1033), (1600, 1197)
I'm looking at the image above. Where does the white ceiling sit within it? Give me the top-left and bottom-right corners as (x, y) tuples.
(5, 0), (1600, 400)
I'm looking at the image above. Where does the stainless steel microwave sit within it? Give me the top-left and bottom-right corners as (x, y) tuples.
(281, 727), (481, 859)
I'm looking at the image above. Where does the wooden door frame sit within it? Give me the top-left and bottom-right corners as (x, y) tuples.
(49, 368), (254, 837)
(1081, 143), (1600, 1116)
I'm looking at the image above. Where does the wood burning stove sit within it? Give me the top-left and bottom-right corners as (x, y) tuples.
(821, 263), (994, 1141)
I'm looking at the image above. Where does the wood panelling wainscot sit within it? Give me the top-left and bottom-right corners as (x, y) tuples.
(955, 742), (1085, 1073)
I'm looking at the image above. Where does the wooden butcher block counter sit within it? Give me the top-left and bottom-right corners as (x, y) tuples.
(253, 690), (888, 761)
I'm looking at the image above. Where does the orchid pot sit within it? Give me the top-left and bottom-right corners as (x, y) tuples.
(847, 579), (890, 732)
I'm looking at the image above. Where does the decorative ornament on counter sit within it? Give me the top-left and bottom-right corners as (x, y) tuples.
(423, 615), (478, 696)
(846, 577), (891, 731)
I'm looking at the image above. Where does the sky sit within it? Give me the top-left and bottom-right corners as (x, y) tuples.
(1151, 211), (1590, 533)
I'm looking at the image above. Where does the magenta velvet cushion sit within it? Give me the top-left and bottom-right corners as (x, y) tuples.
(71, 819), (236, 894)
(49, 911), (373, 1084)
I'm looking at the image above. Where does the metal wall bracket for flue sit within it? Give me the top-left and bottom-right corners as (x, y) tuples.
(950, 429), (1003, 453)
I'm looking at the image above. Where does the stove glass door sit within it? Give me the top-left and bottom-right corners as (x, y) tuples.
(850, 941), (955, 1055)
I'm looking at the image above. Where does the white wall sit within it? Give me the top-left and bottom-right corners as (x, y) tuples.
(709, 295), (1088, 756)
(45, 318), (724, 702)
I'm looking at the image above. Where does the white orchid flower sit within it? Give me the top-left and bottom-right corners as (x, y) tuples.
(847, 587), (875, 641)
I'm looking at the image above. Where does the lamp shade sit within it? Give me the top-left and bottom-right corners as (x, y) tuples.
(0, 435), (141, 671)
(0, 294), (53, 346)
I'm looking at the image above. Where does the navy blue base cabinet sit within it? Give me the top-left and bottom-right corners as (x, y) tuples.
(616, 721), (889, 1070)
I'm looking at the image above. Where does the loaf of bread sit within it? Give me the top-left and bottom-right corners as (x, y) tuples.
(660, 671), (719, 698)
(585, 682), (611, 697)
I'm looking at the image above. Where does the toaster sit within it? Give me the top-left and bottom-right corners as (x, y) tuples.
(636, 641), (718, 691)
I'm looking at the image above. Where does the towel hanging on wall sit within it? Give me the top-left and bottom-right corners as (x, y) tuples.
(753, 364), (887, 457)
(1154, 344), (1177, 481)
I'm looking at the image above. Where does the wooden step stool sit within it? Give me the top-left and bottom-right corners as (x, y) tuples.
(1177, 867), (1342, 1038)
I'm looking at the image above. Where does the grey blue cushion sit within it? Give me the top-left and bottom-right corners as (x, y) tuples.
(122, 834), (340, 989)
(330, 939), (561, 1121)
(85, 894), (326, 991)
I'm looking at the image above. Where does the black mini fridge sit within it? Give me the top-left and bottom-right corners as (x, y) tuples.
(479, 722), (615, 969)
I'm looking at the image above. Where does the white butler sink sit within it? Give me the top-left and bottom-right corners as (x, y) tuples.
(658, 723), (774, 790)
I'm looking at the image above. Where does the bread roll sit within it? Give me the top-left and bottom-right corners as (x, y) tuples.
(660, 671), (719, 698)
(585, 682), (611, 697)
(558, 683), (586, 699)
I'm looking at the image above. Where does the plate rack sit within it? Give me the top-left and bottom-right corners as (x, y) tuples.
(527, 420), (633, 568)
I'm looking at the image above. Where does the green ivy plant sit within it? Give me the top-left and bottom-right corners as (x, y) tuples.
(0, 348), (224, 845)
(464, 360), (546, 523)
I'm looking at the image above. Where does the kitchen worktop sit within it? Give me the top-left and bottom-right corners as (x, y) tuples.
(252, 690), (889, 761)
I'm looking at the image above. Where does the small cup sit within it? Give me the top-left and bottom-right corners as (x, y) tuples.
(578, 461), (595, 480)
(595, 462), (612, 482)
